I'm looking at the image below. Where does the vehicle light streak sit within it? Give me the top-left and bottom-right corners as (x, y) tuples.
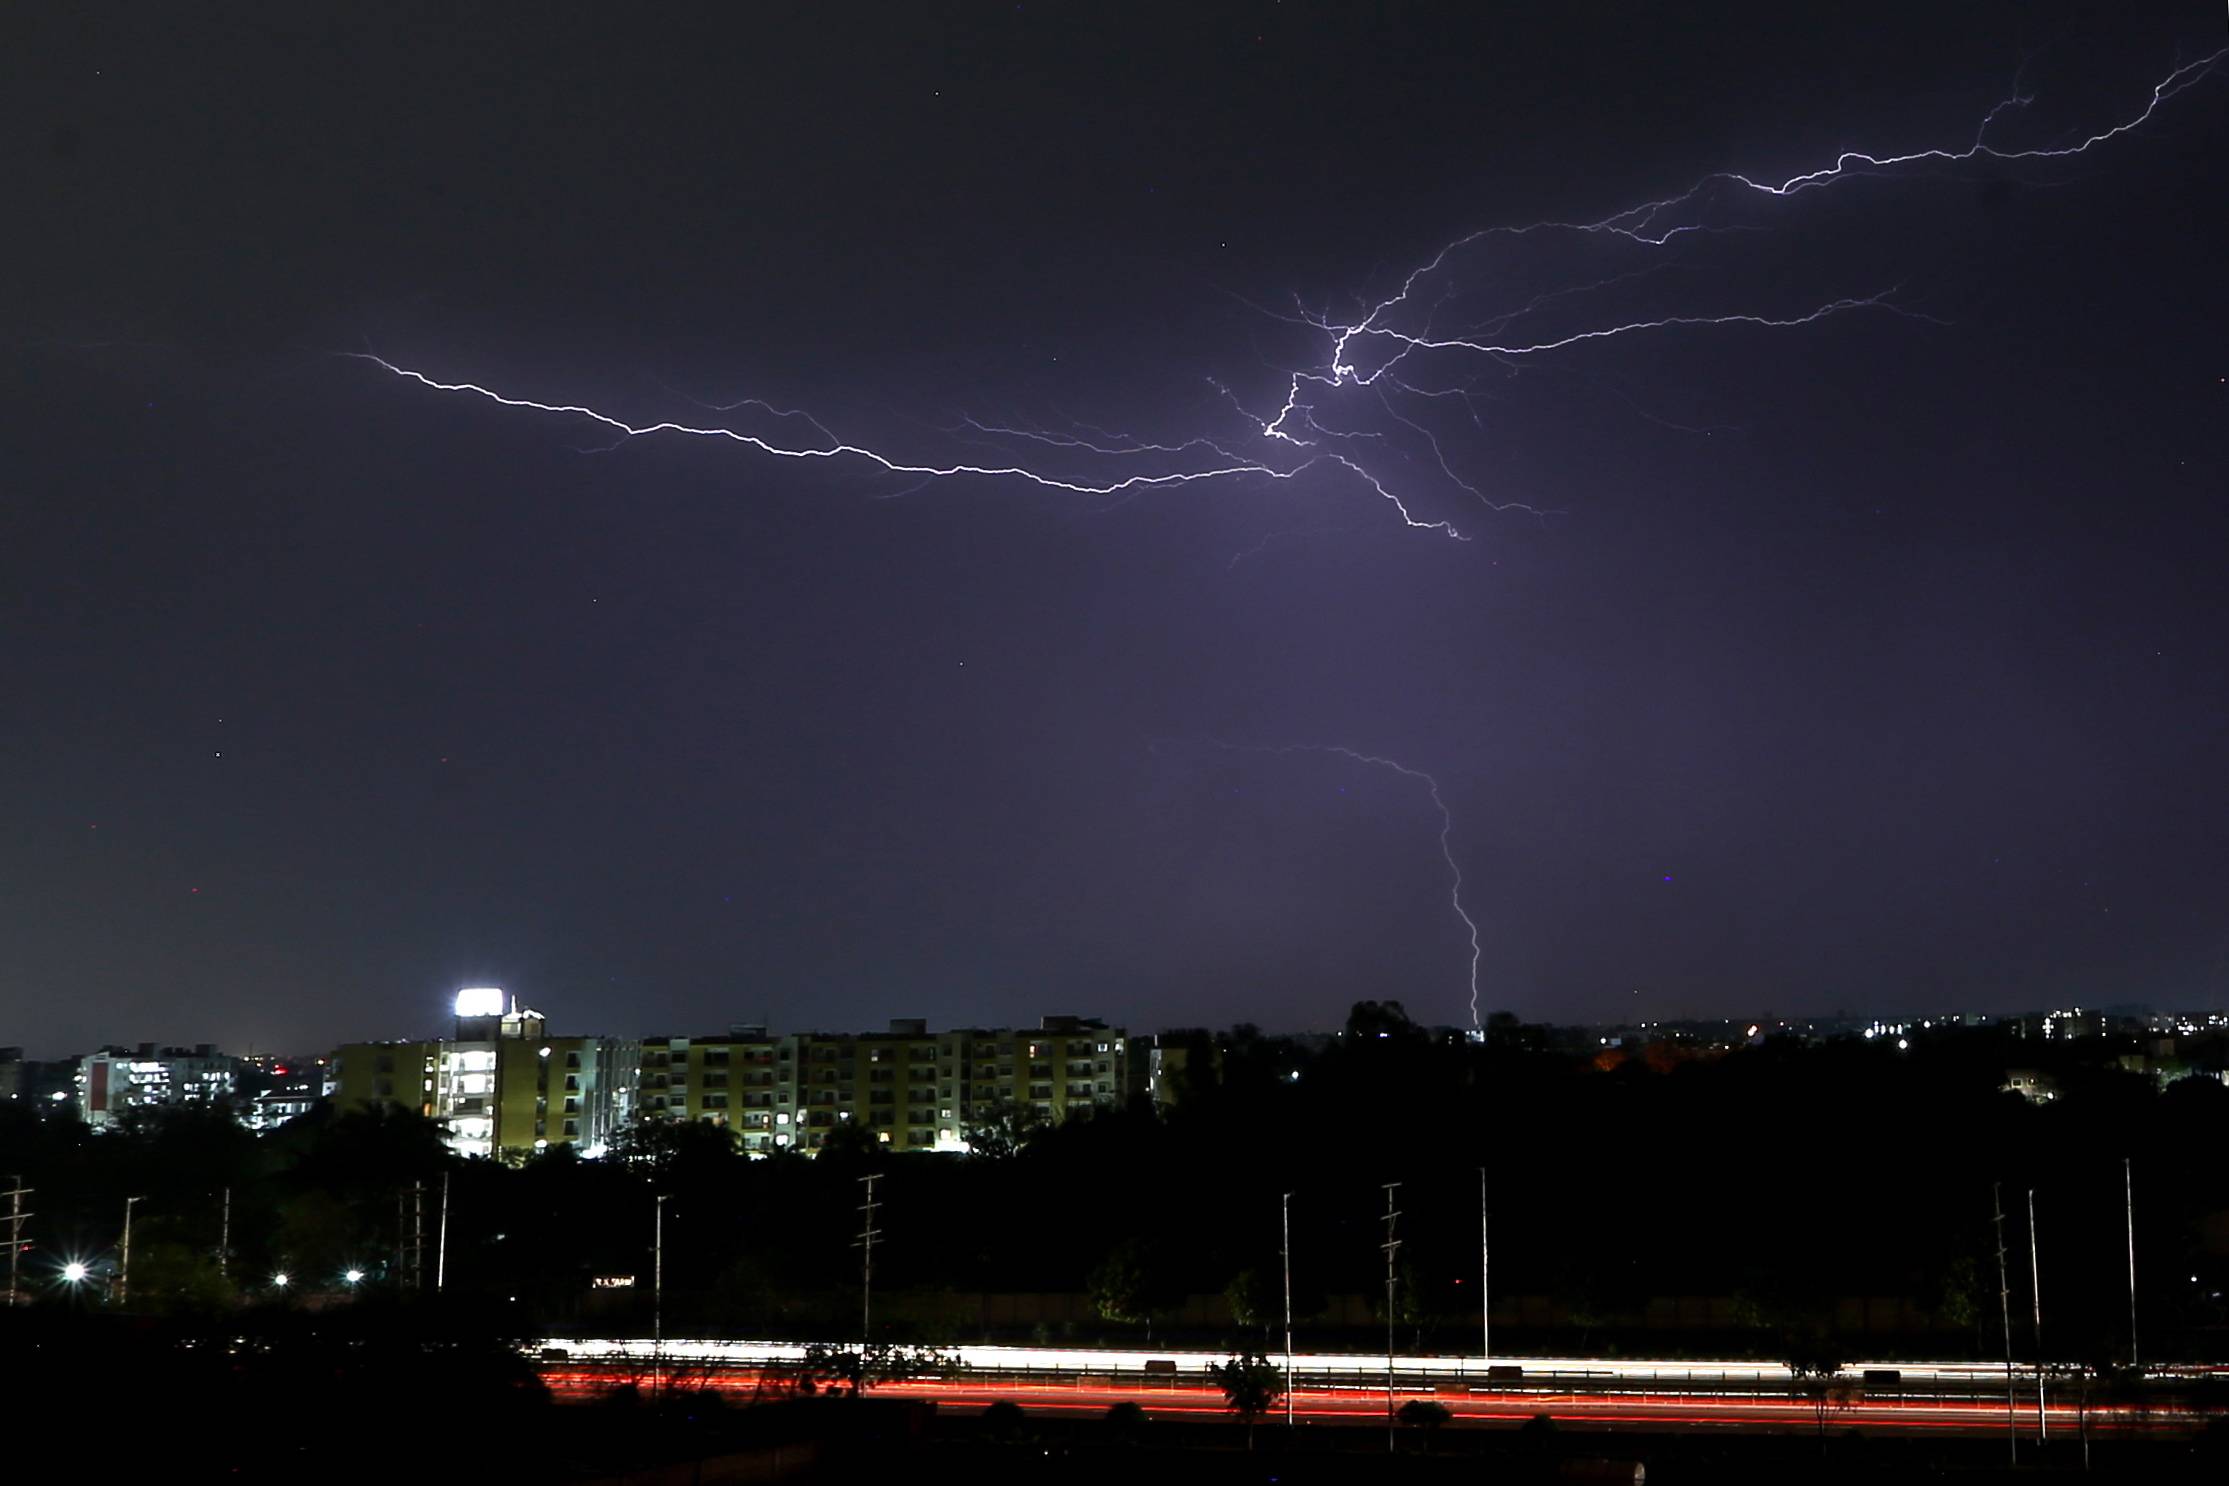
(533, 1362), (2201, 1437)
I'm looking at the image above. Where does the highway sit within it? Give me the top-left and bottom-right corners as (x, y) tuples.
(533, 1340), (2216, 1438)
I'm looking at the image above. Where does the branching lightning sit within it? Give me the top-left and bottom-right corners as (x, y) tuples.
(351, 49), (2220, 552)
(1185, 741), (1485, 1033)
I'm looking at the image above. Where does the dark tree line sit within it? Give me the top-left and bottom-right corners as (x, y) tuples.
(5, 1001), (2226, 1363)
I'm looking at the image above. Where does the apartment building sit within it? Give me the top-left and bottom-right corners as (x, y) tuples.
(331, 989), (636, 1160)
(637, 1015), (1136, 1155)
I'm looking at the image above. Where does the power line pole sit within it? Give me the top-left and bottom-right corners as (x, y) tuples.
(1381, 1181), (1402, 1454)
(653, 1193), (669, 1396)
(2029, 1189), (2046, 1444)
(1282, 1191), (1294, 1428)
(857, 1173), (884, 1356)
(1994, 1183), (2018, 1466)
(3, 1177), (31, 1307)
(2124, 1157), (2139, 1370)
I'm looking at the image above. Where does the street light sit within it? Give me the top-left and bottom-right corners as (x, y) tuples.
(62, 1261), (89, 1283)
(344, 1268), (365, 1285)
(271, 1271), (290, 1288)
(119, 1195), (146, 1307)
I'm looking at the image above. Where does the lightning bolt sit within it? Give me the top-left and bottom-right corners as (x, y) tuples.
(1179, 741), (1484, 1034)
(350, 49), (2219, 549)
(1263, 49), (2222, 458)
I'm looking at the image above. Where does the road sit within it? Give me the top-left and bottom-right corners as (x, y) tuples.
(533, 1340), (2214, 1438)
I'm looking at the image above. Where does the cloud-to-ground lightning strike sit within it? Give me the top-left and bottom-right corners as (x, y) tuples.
(1188, 742), (1485, 1033)
(355, 49), (2218, 547)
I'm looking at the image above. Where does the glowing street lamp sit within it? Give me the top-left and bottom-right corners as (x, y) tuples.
(344, 1268), (365, 1285)
(271, 1271), (290, 1289)
(62, 1261), (89, 1283)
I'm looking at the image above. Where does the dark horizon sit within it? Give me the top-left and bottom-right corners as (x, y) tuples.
(7, 3), (2225, 1056)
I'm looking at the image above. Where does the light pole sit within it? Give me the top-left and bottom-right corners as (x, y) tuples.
(2124, 1157), (2139, 1369)
(435, 1171), (451, 1291)
(119, 1195), (146, 1307)
(1381, 1181), (1402, 1454)
(2028, 1189), (2046, 1443)
(1480, 1165), (1490, 1364)
(1282, 1191), (1294, 1428)
(1993, 1183), (2018, 1466)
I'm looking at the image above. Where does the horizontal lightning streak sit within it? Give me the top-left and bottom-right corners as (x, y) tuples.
(346, 354), (1469, 540)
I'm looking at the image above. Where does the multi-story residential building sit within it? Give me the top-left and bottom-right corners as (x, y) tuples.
(636, 1015), (1136, 1156)
(0, 1048), (75, 1110)
(331, 989), (637, 1161)
(75, 1043), (243, 1128)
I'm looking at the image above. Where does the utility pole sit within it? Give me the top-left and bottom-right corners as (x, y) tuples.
(1480, 1165), (1491, 1364)
(1381, 1181), (1402, 1454)
(857, 1173), (884, 1355)
(435, 1172), (451, 1291)
(119, 1195), (145, 1308)
(2125, 1157), (2139, 1370)
(3, 1177), (31, 1307)
(2029, 1189), (2047, 1444)
(653, 1194), (669, 1396)
(1994, 1183), (2019, 1466)
(1282, 1191), (1294, 1428)
(218, 1187), (230, 1280)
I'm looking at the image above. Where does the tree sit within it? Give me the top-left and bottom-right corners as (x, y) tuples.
(767, 1342), (956, 1398)
(1209, 1351), (1285, 1450)
(981, 1398), (1027, 1443)
(1225, 1265), (1280, 1337)
(1089, 1238), (1165, 1333)
(1398, 1397), (1452, 1450)
(604, 1118), (738, 1185)
(126, 1238), (235, 1315)
(1346, 1000), (1423, 1042)
(1105, 1399), (1148, 1442)
(1930, 1254), (1985, 1351)
(813, 1117), (882, 1166)
(1786, 1338), (1850, 1444)
(961, 1096), (1046, 1159)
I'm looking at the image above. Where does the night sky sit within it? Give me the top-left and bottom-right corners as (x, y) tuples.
(6, 3), (2225, 1055)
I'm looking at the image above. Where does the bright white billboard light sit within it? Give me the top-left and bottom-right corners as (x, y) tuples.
(454, 987), (506, 1018)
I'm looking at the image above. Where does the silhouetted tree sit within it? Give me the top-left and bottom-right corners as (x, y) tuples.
(1209, 1350), (1284, 1449)
(1398, 1397), (1451, 1450)
(1225, 1264), (1280, 1339)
